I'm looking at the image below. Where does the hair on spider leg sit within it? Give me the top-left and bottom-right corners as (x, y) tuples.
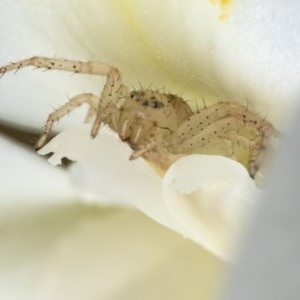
(137, 81), (146, 91)
(41, 67), (52, 73)
(201, 95), (207, 109)
(243, 96), (251, 111)
(0, 70), (6, 79)
(129, 85), (137, 92)
(260, 108), (272, 123)
(182, 98), (195, 109)
(153, 86), (166, 94)
(195, 100), (200, 113)
(145, 82), (153, 91)
(13, 65), (23, 75)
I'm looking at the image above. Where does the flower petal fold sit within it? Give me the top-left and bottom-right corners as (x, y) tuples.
(163, 155), (261, 259)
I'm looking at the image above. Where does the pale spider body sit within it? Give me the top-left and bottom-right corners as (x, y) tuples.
(0, 56), (276, 178)
(107, 90), (192, 145)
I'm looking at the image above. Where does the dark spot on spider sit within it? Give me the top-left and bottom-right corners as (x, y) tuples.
(147, 98), (164, 109)
(202, 137), (205, 141)
(206, 116), (209, 119)
(130, 91), (136, 99)
(73, 65), (77, 69)
(51, 62), (55, 66)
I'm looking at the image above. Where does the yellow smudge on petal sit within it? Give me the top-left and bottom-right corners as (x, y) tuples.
(110, 0), (182, 83)
(109, 0), (216, 101)
(209, 0), (232, 21)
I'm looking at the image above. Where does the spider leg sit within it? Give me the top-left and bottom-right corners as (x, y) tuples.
(174, 115), (271, 177)
(129, 140), (157, 160)
(175, 101), (273, 144)
(175, 116), (248, 152)
(0, 56), (117, 77)
(128, 113), (157, 145)
(0, 56), (129, 139)
(219, 132), (260, 177)
(84, 106), (97, 123)
(91, 73), (128, 137)
(130, 126), (171, 160)
(91, 104), (120, 138)
(0, 56), (126, 111)
(35, 93), (98, 149)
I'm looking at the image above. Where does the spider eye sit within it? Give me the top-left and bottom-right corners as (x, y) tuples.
(130, 91), (136, 99)
(148, 98), (164, 109)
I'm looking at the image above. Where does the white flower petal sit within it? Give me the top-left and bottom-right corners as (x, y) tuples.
(0, 1), (298, 297)
(1, 0), (300, 130)
(1, 0), (298, 265)
(163, 155), (260, 260)
(0, 0), (103, 128)
(0, 205), (223, 300)
(38, 125), (187, 233)
(20, 2), (300, 118)
(38, 125), (259, 259)
(0, 134), (77, 216)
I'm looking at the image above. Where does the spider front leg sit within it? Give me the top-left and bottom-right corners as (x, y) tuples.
(129, 126), (172, 160)
(0, 56), (127, 141)
(35, 93), (99, 149)
(0, 56), (119, 79)
(129, 126), (184, 173)
(90, 104), (121, 138)
(91, 67), (129, 138)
